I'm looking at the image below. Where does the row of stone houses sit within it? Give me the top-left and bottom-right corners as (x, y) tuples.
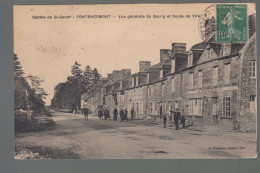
(81, 14), (256, 130)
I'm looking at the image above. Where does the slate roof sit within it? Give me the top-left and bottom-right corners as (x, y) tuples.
(190, 42), (207, 50)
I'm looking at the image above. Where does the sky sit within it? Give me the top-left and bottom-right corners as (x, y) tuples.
(13, 4), (255, 105)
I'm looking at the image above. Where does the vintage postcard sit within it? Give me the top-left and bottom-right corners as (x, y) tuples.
(14, 3), (257, 159)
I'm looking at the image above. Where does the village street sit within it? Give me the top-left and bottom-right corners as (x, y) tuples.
(15, 112), (257, 159)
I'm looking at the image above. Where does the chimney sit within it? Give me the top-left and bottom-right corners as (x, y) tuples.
(139, 61), (151, 72)
(160, 49), (172, 63)
(172, 43), (186, 56)
(205, 17), (216, 41)
(121, 69), (131, 77)
(107, 73), (113, 80)
(112, 70), (121, 81)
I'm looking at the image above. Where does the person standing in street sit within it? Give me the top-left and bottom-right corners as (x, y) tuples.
(159, 105), (163, 119)
(120, 109), (124, 122)
(104, 108), (108, 120)
(174, 109), (181, 130)
(98, 108), (102, 120)
(83, 108), (89, 121)
(124, 109), (128, 121)
(113, 108), (118, 121)
(130, 108), (134, 119)
(163, 114), (167, 128)
(106, 109), (110, 119)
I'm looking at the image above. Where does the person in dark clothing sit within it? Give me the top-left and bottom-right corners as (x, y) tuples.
(120, 109), (124, 122)
(83, 108), (89, 121)
(174, 109), (181, 130)
(102, 109), (105, 120)
(104, 109), (108, 120)
(130, 108), (134, 119)
(124, 109), (128, 121)
(159, 105), (163, 119)
(98, 109), (102, 120)
(181, 109), (186, 128)
(163, 114), (167, 128)
(106, 109), (110, 119)
(99, 108), (104, 120)
(113, 108), (118, 121)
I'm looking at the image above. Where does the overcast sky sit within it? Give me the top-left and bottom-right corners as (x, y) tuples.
(14, 4), (255, 105)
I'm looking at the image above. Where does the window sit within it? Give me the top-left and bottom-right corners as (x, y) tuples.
(213, 67), (218, 86)
(250, 61), (256, 78)
(168, 102), (172, 116)
(162, 84), (165, 96)
(222, 43), (231, 56)
(171, 59), (176, 73)
(198, 71), (203, 88)
(122, 95), (125, 102)
(224, 64), (230, 84)
(132, 77), (135, 87)
(188, 53), (193, 67)
(117, 93), (120, 102)
(160, 70), (163, 79)
(188, 98), (202, 115)
(207, 48), (212, 59)
(147, 86), (150, 99)
(120, 82), (122, 90)
(136, 76), (139, 86)
(189, 73), (194, 89)
(174, 101), (179, 110)
(140, 103), (143, 114)
(171, 78), (175, 92)
(223, 97), (231, 117)
(149, 103), (153, 114)
(147, 73), (150, 83)
(250, 95), (256, 113)
(212, 97), (218, 115)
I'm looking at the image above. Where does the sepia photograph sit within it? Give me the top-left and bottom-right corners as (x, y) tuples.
(14, 3), (257, 159)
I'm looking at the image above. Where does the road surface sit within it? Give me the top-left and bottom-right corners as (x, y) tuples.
(15, 112), (257, 159)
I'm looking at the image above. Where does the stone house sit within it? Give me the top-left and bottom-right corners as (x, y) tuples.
(82, 14), (256, 130)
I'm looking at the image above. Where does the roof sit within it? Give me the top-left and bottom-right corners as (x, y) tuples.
(122, 76), (132, 90)
(103, 80), (114, 87)
(190, 42), (207, 50)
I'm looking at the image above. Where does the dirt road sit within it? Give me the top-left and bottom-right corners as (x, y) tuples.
(15, 112), (257, 159)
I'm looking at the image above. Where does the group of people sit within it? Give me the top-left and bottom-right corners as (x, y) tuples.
(113, 108), (130, 122)
(83, 106), (186, 130)
(162, 108), (186, 130)
(98, 108), (110, 120)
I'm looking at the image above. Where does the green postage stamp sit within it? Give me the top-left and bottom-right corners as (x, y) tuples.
(216, 4), (248, 42)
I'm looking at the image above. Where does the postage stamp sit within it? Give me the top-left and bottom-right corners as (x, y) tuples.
(216, 4), (248, 42)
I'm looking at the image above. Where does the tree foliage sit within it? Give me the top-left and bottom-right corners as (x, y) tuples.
(14, 54), (47, 113)
(51, 61), (102, 111)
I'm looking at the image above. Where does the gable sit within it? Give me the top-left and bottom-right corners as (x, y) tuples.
(197, 44), (218, 64)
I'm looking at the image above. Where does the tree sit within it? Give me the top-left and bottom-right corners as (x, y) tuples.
(92, 68), (101, 84)
(71, 61), (83, 78)
(14, 54), (46, 113)
(14, 54), (24, 79)
(27, 75), (48, 100)
(90, 68), (102, 92)
(83, 65), (93, 93)
(51, 62), (103, 112)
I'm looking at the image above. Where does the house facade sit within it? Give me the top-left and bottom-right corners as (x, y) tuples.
(82, 14), (256, 130)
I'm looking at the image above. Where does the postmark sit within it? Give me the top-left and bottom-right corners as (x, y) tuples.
(216, 4), (248, 43)
(198, 5), (216, 42)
